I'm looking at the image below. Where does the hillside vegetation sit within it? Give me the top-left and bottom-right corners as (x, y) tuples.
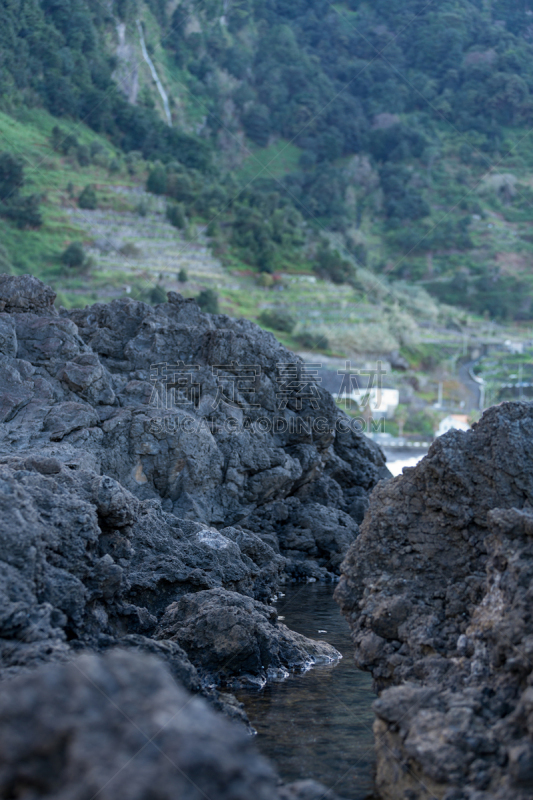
(2, 0), (533, 324)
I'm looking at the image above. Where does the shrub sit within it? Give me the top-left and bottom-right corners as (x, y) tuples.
(387, 306), (418, 347)
(206, 220), (220, 237)
(184, 222), (197, 242)
(166, 202), (186, 229)
(178, 268), (188, 282)
(197, 288), (219, 314)
(50, 125), (64, 151)
(1, 195), (42, 228)
(295, 330), (329, 350)
(0, 153), (24, 201)
(76, 145), (90, 167)
(257, 246), (275, 273)
(61, 241), (86, 269)
(146, 162), (167, 195)
(63, 134), (79, 155)
(125, 150), (143, 175)
(119, 242), (141, 258)
(93, 153), (109, 169)
(0, 153), (42, 228)
(166, 170), (196, 204)
(314, 242), (356, 284)
(149, 284), (167, 304)
(108, 158), (121, 174)
(50, 126), (79, 155)
(258, 309), (295, 333)
(78, 185), (97, 210)
(243, 104), (271, 147)
(90, 141), (104, 158)
(256, 272), (274, 288)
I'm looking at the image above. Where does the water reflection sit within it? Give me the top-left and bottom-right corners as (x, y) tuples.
(236, 583), (376, 800)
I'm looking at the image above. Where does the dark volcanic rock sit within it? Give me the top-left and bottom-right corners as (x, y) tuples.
(0, 275), (388, 579)
(336, 402), (533, 800)
(0, 649), (343, 800)
(0, 649), (280, 800)
(0, 455), (283, 684)
(0, 275), (388, 797)
(0, 276), (387, 681)
(0, 273), (57, 316)
(279, 780), (348, 799)
(156, 588), (340, 686)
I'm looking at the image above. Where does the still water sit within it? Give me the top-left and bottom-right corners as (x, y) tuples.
(236, 583), (376, 799)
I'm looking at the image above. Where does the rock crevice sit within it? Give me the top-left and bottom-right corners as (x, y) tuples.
(0, 275), (386, 799)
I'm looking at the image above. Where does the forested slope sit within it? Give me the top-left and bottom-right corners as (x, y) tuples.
(2, 0), (533, 319)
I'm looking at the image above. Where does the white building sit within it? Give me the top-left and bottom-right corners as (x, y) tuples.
(436, 414), (470, 437)
(334, 388), (400, 419)
(504, 339), (524, 355)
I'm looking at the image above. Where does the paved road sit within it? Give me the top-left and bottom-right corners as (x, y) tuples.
(457, 358), (483, 411)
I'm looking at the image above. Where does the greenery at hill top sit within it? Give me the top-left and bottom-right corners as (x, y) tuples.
(2, 0), (533, 319)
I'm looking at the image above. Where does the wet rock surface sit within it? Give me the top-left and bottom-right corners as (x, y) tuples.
(279, 780), (348, 800)
(336, 402), (533, 800)
(0, 275), (378, 798)
(0, 649), (349, 800)
(156, 588), (340, 686)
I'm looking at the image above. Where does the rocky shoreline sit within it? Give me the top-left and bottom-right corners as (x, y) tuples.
(3, 274), (531, 800)
(336, 402), (533, 799)
(0, 274), (386, 799)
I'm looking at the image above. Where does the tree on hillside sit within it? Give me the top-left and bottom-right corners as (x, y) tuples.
(0, 153), (42, 229)
(197, 288), (219, 314)
(0, 153), (24, 202)
(61, 242), (86, 270)
(78, 185), (97, 210)
(314, 241), (356, 285)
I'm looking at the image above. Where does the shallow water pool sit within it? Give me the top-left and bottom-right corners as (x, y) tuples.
(236, 583), (376, 799)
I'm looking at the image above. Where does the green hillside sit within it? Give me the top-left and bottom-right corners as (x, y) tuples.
(2, 0), (533, 324)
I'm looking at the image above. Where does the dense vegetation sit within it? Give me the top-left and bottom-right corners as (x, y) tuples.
(2, 0), (533, 317)
(161, 0), (533, 317)
(0, 0), (210, 166)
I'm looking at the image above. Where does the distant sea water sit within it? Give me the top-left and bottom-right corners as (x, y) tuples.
(382, 448), (427, 477)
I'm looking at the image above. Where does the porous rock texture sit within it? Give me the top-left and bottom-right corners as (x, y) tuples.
(0, 648), (280, 800)
(156, 588), (339, 685)
(336, 402), (533, 800)
(0, 275), (381, 798)
(0, 274), (387, 581)
(0, 648), (352, 800)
